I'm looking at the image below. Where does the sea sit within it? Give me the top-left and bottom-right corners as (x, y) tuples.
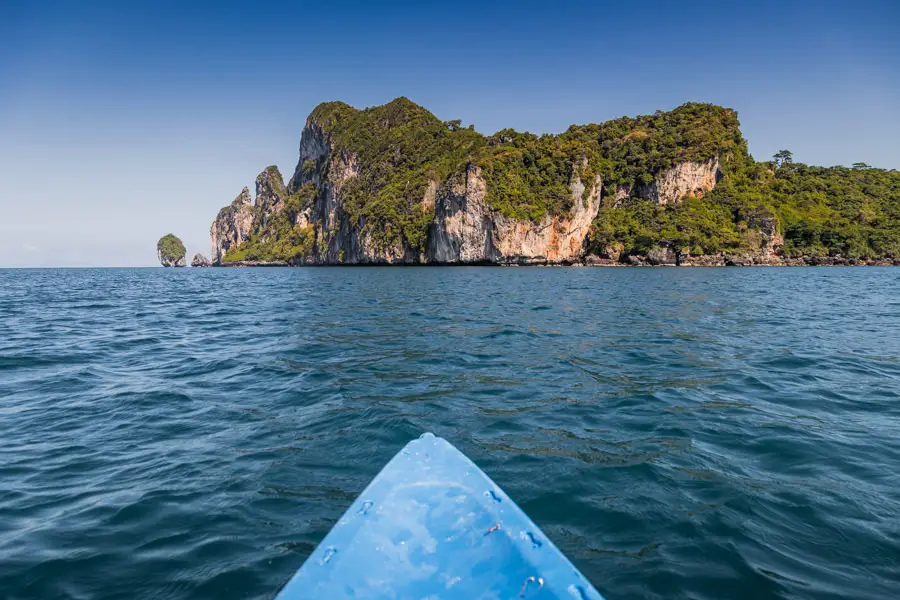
(1, 266), (899, 599)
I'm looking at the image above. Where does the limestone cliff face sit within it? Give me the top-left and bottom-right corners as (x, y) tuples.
(286, 120), (420, 264)
(427, 167), (493, 263)
(427, 165), (600, 264)
(615, 158), (721, 205)
(255, 167), (287, 229)
(210, 187), (253, 264)
(720, 211), (785, 266)
(753, 214), (785, 264)
(282, 113), (602, 265)
(212, 146), (722, 266)
(158, 251), (186, 268)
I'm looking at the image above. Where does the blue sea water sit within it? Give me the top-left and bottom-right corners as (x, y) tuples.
(1, 266), (899, 600)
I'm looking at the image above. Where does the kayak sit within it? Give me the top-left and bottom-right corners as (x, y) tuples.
(276, 432), (605, 599)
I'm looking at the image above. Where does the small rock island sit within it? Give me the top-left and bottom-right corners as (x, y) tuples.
(191, 253), (211, 267)
(157, 234), (186, 267)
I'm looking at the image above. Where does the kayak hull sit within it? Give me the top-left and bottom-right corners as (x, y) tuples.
(276, 433), (604, 599)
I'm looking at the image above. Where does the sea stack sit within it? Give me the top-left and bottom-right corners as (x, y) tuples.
(157, 234), (186, 267)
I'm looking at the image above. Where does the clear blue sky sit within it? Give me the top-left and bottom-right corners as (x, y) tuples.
(1, 0), (898, 266)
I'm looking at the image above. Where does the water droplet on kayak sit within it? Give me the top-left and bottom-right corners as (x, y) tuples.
(567, 584), (590, 599)
(319, 547), (337, 565)
(522, 531), (543, 549)
(358, 501), (373, 515)
(519, 575), (544, 597)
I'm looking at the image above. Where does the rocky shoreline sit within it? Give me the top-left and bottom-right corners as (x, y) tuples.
(213, 256), (900, 267)
(588, 254), (900, 267)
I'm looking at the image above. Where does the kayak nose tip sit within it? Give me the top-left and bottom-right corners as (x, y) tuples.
(419, 432), (436, 440)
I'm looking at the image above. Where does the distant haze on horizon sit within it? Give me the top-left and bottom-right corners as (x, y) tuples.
(1, 0), (898, 267)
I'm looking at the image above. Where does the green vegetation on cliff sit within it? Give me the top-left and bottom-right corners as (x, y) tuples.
(156, 234), (186, 265)
(564, 103), (746, 188)
(712, 161), (900, 259)
(588, 157), (900, 260)
(222, 169), (317, 264)
(472, 103), (743, 221)
(474, 130), (582, 221)
(589, 196), (743, 257)
(223, 223), (314, 264)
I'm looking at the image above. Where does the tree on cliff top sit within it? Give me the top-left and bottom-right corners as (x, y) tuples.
(773, 149), (793, 168)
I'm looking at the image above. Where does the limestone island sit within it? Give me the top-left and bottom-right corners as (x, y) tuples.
(157, 234), (186, 267)
(201, 98), (899, 267)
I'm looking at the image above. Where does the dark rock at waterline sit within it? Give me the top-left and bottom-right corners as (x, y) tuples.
(191, 253), (211, 267)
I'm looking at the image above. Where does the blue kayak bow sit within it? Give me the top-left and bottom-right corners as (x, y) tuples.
(276, 433), (605, 599)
